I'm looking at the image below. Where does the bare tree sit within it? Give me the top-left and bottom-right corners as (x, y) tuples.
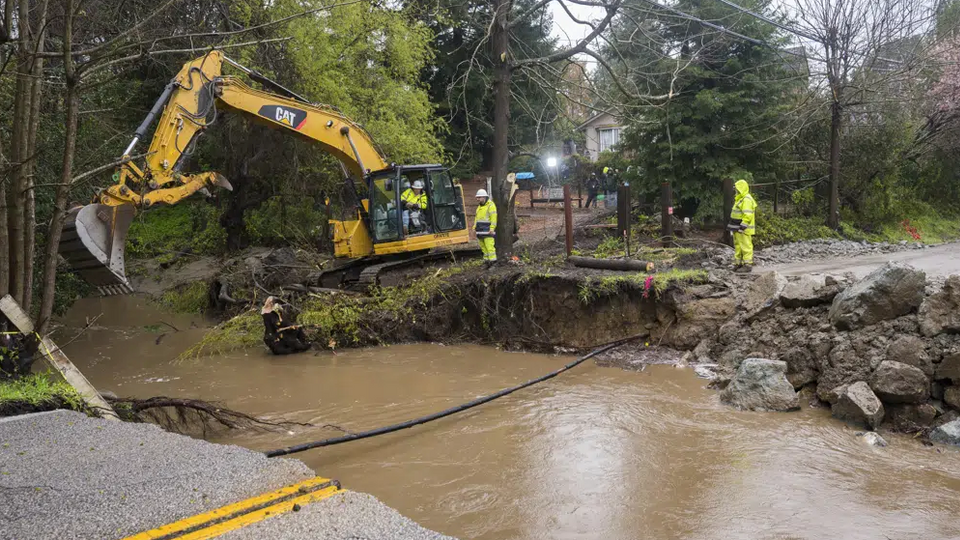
(454, 0), (661, 257)
(786, 0), (937, 227)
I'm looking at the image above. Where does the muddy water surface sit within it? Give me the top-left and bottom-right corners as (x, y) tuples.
(59, 296), (960, 540)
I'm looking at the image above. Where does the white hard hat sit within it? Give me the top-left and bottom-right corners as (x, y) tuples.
(476, 189), (488, 198)
(413, 180), (424, 189)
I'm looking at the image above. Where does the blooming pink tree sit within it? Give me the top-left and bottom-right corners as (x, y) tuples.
(931, 38), (960, 112)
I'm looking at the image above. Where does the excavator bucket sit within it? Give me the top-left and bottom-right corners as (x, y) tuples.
(59, 204), (137, 295)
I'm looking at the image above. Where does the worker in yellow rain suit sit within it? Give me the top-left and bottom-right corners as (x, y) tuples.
(475, 189), (497, 268)
(730, 178), (757, 272)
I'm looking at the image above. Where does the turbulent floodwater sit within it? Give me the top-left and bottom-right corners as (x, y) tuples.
(58, 295), (960, 540)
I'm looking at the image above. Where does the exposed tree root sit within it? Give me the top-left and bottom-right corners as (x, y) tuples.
(102, 395), (342, 437)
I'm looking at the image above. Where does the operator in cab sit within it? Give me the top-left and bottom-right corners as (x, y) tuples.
(261, 297), (311, 355)
(475, 189), (497, 268)
(402, 180), (429, 234)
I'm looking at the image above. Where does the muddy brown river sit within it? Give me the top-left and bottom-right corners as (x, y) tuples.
(58, 296), (960, 540)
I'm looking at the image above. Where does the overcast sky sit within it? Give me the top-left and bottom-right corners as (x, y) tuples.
(550, 3), (605, 46)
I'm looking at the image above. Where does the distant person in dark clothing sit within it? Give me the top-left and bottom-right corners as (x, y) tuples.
(585, 173), (600, 208)
(261, 297), (311, 355)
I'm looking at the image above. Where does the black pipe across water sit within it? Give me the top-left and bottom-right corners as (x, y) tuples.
(264, 334), (643, 458)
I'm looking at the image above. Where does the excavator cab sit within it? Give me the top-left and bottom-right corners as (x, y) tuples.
(365, 165), (465, 243)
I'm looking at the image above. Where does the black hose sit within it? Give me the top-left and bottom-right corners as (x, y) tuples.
(264, 334), (642, 458)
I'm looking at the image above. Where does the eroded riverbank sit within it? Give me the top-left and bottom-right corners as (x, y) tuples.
(52, 295), (960, 540)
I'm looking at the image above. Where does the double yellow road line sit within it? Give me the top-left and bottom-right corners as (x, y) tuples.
(123, 476), (343, 540)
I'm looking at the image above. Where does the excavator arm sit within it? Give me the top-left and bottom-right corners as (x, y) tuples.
(60, 51), (392, 293)
(94, 51), (387, 209)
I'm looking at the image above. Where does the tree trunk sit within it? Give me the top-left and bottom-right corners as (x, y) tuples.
(38, 0), (77, 334)
(0, 178), (8, 297)
(22, 0), (48, 313)
(827, 99), (841, 229)
(7, 0), (32, 304)
(491, 0), (515, 258)
(220, 177), (248, 251)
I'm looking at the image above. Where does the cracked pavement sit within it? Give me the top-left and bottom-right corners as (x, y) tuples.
(0, 410), (453, 540)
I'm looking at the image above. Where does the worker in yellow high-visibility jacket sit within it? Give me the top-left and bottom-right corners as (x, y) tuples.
(730, 178), (757, 272)
(402, 180), (428, 234)
(475, 189), (497, 268)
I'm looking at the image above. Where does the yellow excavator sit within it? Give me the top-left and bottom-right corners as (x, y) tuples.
(59, 51), (470, 295)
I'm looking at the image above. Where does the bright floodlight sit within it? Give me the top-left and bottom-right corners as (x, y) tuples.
(546, 157), (558, 168)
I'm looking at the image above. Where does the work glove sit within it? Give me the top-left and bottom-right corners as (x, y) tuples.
(739, 223), (748, 231)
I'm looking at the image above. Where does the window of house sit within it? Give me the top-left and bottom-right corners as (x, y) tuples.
(598, 127), (620, 152)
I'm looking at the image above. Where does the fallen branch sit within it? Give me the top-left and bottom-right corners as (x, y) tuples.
(568, 256), (655, 272)
(158, 320), (180, 332)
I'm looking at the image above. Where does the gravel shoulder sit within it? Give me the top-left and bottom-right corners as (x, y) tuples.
(0, 410), (453, 540)
(764, 242), (960, 279)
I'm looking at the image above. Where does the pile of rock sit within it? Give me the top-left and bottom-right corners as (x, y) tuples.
(697, 262), (960, 445)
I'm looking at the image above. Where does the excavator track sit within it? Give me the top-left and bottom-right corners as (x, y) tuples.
(318, 248), (482, 291)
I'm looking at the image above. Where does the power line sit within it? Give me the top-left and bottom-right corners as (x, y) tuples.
(711, 0), (824, 43)
(636, 0), (808, 58)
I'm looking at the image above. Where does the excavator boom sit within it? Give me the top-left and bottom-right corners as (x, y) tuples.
(61, 51), (468, 295)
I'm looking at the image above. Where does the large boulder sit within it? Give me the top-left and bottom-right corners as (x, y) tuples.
(929, 419), (960, 446)
(944, 386), (960, 410)
(868, 360), (930, 404)
(781, 346), (819, 389)
(781, 275), (843, 308)
(919, 275), (960, 337)
(935, 352), (960, 383)
(885, 335), (933, 377)
(831, 381), (885, 429)
(816, 339), (876, 402)
(668, 297), (737, 349)
(741, 271), (787, 313)
(884, 403), (938, 431)
(828, 263), (926, 330)
(720, 358), (800, 412)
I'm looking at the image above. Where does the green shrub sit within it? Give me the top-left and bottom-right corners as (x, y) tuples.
(245, 196), (325, 248)
(127, 203), (226, 258)
(0, 373), (85, 413)
(159, 281), (209, 314)
(752, 208), (840, 249)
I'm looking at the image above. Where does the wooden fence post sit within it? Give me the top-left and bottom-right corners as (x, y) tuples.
(661, 182), (673, 248)
(722, 177), (734, 247)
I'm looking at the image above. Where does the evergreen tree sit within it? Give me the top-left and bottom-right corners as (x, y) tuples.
(615, 0), (804, 202)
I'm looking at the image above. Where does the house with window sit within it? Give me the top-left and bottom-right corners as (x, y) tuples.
(577, 111), (624, 162)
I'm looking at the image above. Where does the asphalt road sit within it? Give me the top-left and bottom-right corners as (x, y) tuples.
(765, 243), (960, 278)
(0, 410), (453, 540)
